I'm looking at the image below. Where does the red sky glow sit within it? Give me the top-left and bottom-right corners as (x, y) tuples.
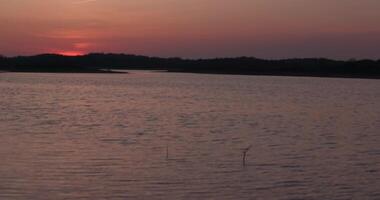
(56, 51), (85, 56)
(1, 0), (380, 59)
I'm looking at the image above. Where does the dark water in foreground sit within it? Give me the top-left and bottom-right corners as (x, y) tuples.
(0, 71), (379, 199)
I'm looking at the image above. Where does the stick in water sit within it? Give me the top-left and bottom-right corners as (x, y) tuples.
(242, 145), (252, 166)
(166, 144), (169, 160)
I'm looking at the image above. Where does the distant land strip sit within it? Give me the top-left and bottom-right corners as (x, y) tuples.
(1, 53), (380, 79)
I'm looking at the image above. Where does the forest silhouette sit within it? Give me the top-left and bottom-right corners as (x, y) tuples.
(1, 53), (379, 79)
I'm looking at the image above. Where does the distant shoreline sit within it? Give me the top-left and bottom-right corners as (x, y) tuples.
(1, 53), (379, 79)
(166, 69), (380, 80)
(2, 69), (380, 80)
(0, 69), (126, 74)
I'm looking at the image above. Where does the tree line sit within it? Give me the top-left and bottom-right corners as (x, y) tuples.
(0, 53), (379, 78)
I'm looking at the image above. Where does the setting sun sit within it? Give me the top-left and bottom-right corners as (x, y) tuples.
(56, 51), (85, 56)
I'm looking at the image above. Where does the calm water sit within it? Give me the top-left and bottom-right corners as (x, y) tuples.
(0, 71), (379, 199)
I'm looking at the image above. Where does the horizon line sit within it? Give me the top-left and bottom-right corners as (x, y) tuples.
(1, 53), (379, 62)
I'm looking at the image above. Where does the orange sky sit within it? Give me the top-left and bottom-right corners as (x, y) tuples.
(1, 0), (380, 59)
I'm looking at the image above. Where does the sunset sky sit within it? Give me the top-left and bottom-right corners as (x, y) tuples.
(1, 0), (379, 59)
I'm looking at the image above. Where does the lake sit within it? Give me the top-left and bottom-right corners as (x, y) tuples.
(0, 71), (379, 199)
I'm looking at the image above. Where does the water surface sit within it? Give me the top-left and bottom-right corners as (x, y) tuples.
(1, 71), (379, 199)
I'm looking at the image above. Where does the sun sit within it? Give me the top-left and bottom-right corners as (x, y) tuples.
(57, 51), (85, 56)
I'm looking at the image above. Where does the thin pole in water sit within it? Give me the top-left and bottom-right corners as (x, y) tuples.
(242, 145), (252, 166)
(166, 144), (169, 160)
